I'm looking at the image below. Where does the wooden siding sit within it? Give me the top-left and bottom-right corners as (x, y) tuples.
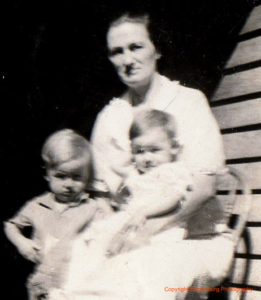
(212, 99), (261, 129)
(211, 5), (261, 299)
(226, 36), (261, 68)
(212, 67), (261, 101)
(240, 5), (261, 35)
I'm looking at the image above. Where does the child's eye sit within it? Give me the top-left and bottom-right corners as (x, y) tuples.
(72, 175), (82, 181)
(150, 148), (160, 153)
(54, 173), (66, 179)
(135, 148), (145, 154)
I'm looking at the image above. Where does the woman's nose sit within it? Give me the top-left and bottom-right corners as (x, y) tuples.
(122, 50), (134, 66)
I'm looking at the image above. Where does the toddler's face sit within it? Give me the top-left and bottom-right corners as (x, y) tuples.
(131, 128), (174, 174)
(46, 159), (89, 203)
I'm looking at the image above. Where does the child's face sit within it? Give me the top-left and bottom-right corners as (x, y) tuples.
(46, 159), (89, 203)
(131, 127), (175, 174)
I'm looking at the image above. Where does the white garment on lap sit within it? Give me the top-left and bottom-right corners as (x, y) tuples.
(53, 227), (233, 300)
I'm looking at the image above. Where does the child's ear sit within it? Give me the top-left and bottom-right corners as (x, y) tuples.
(44, 169), (50, 182)
(171, 138), (182, 156)
(171, 147), (180, 156)
(42, 166), (50, 182)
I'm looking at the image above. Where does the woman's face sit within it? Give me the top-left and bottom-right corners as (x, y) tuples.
(107, 22), (159, 89)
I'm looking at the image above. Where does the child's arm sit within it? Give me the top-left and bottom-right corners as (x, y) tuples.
(4, 199), (42, 263)
(4, 220), (41, 263)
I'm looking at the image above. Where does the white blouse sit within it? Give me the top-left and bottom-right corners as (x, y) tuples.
(91, 74), (225, 192)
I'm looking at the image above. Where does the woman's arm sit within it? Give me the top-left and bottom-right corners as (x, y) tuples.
(121, 163), (195, 218)
(165, 172), (216, 224)
(91, 100), (134, 193)
(163, 88), (225, 219)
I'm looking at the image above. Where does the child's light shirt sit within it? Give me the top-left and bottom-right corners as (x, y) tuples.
(6, 192), (110, 257)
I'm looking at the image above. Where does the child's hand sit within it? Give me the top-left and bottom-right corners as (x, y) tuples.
(27, 271), (50, 299)
(106, 231), (126, 257)
(18, 239), (41, 263)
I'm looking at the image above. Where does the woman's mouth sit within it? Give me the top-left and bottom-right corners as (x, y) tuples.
(125, 66), (139, 76)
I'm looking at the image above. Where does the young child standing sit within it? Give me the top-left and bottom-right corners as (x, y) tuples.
(4, 129), (111, 300)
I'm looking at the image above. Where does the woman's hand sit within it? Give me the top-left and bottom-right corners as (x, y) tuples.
(120, 213), (147, 235)
(106, 213), (147, 256)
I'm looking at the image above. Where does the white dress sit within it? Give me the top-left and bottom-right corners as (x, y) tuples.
(49, 75), (234, 300)
(50, 234), (234, 300)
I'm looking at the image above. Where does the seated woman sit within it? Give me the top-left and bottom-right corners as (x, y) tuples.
(50, 13), (234, 300)
(91, 12), (225, 221)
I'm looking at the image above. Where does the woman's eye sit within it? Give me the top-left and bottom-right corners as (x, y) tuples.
(129, 44), (142, 51)
(108, 47), (123, 57)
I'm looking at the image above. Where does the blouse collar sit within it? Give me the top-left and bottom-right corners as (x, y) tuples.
(120, 73), (180, 111)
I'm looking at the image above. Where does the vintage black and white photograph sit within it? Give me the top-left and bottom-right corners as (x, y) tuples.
(2, 1), (261, 299)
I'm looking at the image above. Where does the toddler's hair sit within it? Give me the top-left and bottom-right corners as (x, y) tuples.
(41, 129), (92, 171)
(129, 109), (177, 142)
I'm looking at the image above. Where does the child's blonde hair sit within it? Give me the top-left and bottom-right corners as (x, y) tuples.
(41, 129), (93, 175)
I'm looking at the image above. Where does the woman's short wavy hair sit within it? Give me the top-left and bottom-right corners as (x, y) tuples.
(107, 12), (166, 55)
